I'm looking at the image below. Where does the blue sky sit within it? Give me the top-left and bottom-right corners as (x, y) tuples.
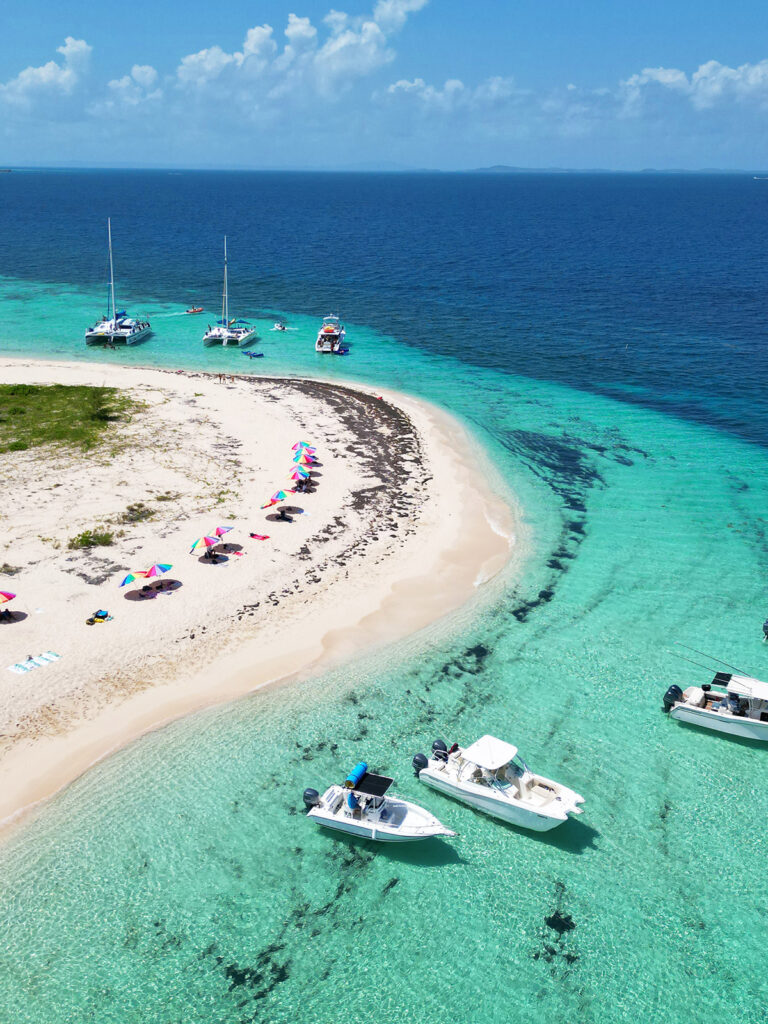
(1, 0), (767, 169)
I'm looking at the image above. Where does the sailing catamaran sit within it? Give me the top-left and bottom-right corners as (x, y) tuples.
(202, 237), (256, 347)
(85, 219), (151, 345)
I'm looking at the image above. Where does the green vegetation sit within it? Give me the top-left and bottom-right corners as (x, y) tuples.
(120, 501), (154, 523)
(0, 563), (21, 576)
(0, 384), (137, 454)
(68, 529), (114, 550)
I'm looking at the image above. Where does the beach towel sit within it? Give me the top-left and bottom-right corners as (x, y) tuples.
(7, 651), (60, 674)
(250, 533), (270, 540)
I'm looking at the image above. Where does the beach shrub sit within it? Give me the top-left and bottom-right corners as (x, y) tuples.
(0, 384), (137, 454)
(121, 502), (154, 523)
(68, 529), (114, 550)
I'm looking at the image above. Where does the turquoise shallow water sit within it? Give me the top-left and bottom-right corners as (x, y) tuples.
(2, 172), (768, 1023)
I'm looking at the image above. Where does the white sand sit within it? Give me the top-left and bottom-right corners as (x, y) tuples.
(0, 358), (516, 835)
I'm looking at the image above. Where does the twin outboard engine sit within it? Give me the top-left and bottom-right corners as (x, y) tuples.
(432, 739), (449, 762)
(303, 788), (320, 811)
(662, 684), (683, 714)
(412, 753), (428, 777)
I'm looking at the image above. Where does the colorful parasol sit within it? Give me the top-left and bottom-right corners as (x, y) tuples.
(291, 441), (315, 451)
(119, 572), (145, 588)
(289, 468), (310, 481)
(144, 563), (172, 578)
(293, 452), (316, 465)
(261, 490), (289, 508)
(0, 591), (16, 604)
(212, 526), (234, 537)
(190, 536), (218, 552)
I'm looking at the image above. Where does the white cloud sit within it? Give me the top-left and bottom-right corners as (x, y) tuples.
(0, 36), (91, 106)
(95, 65), (161, 113)
(373, 0), (429, 33)
(621, 59), (768, 113)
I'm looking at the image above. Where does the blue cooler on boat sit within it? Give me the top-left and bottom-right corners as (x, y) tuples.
(345, 762), (367, 789)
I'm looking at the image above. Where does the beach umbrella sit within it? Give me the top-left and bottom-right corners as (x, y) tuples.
(144, 563), (172, 578)
(261, 490), (289, 509)
(0, 591), (16, 604)
(190, 536), (218, 553)
(291, 441), (314, 451)
(212, 526), (233, 538)
(293, 452), (316, 465)
(289, 468), (310, 481)
(118, 573), (146, 588)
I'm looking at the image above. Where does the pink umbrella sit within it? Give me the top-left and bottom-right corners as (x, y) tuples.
(212, 526), (233, 538)
(291, 441), (315, 451)
(261, 490), (289, 509)
(289, 468), (309, 481)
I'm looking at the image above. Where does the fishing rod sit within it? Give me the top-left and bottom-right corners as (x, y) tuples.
(668, 650), (719, 674)
(673, 643), (752, 677)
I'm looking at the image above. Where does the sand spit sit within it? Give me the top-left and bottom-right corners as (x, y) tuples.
(0, 358), (515, 836)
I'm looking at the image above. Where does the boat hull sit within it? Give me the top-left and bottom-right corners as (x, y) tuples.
(307, 787), (454, 842)
(309, 815), (447, 843)
(670, 704), (768, 740)
(85, 326), (151, 346)
(418, 768), (571, 831)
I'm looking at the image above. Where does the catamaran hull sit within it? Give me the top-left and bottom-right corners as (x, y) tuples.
(670, 705), (768, 740)
(85, 327), (151, 345)
(418, 769), (572, 831)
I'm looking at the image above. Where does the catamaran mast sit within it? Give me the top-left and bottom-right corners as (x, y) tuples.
(222, 236), (229, 326)
(108, 218), (116, 321)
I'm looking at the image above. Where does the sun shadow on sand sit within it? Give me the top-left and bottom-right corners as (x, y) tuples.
(197, 552), (230, 564)
(124, 580), (183, 601)
(0, 610), (28, 624)
(214, 542), (243, 554)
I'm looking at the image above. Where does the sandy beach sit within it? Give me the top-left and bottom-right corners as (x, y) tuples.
(0, 357), (516, 836)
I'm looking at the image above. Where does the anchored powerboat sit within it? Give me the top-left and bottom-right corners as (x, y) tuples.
(303, 761), (456, 843)
(202, 237), (256, 347)
(85, 219), (151, 345)
(315, 314), (346, 354)
(412, 735), (584, 832)
(663, 671), (768, 740)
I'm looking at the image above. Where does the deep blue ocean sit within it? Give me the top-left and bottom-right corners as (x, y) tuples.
(1, 171), (768, 1024)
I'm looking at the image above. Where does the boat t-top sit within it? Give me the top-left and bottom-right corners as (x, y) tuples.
(303, 761), (456, 843)
(315, 314), (346, 354)
(85, 219), (151, 346)
(202, 237), (256, 347)
(663, 670), (768, 740)
(413, 735), (584, 832)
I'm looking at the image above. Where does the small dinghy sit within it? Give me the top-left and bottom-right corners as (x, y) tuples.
(304, 761), (456, 843)
(186, 306), (204, 314)
(412, 735), (584, 832)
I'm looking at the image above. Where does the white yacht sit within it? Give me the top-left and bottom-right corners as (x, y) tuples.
(412, 735), (585, 832)
(303, 762), (455, 843)
(85, 219), (151, 345)
(663, 671), (768, 740)
(202, 237), (256, 347)
(315, 314), (346, 354)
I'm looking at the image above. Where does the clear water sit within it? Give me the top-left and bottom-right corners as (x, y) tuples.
(1, 171), (767, 1023)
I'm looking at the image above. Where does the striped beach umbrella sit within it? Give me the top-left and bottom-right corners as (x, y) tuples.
(289, 467), (310, 481)
(212, 526), (233, 538)
(119, 573), (145, 588)
(291, 441), (314, 451)
(0, 591), (16, 604)
(190, 536), (218, 553)
(144, 563), (172, 578)
(261, 490), (289, 508)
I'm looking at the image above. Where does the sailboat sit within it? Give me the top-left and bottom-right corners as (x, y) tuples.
(85, 219), (151, 345)
(202, 237), (256, 347)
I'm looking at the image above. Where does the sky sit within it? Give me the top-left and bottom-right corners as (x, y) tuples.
(1, 0), (768, 170)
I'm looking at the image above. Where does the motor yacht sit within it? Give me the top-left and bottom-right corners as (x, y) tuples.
(85, 219), (151, 345)
(202, 237), (256, 347)
(315, 314), (346, 354)
(412, 735), (584, 832)
(304, 761), (455, 843)
(663, 671), (768, 740)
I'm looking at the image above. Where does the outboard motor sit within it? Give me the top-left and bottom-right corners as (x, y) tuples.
(412, 753), (428, 777)
(432, 739), (448, 763)
(662, 684), (683, 714)
(763, 619), (768, 641)
(303, 788), (320, 811)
